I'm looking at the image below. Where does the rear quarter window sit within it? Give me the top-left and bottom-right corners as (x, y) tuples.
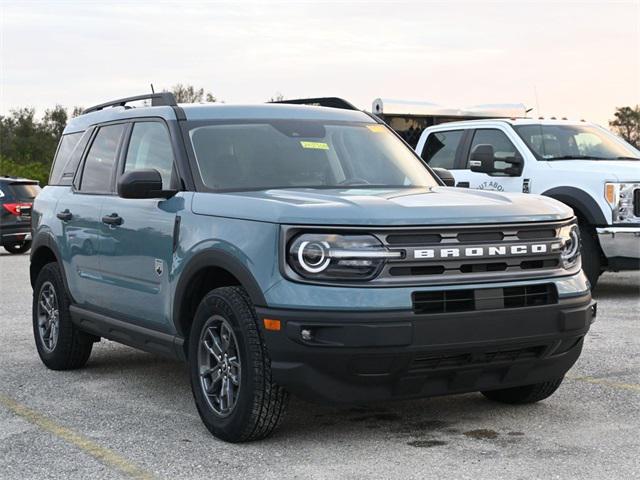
(6, 183), (41, 200)
(49, 131), (88, 185)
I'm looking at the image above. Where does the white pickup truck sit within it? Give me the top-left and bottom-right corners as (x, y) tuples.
(415, 119), (640, 288)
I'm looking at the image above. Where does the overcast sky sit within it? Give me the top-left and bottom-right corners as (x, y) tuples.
(1, 0), (638, 126)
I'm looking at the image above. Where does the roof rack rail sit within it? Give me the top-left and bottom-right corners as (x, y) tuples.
(82, 92), (178, 114)
(270, 97), (358, 111)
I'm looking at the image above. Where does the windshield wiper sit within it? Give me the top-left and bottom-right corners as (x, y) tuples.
(615, 156), (640, 160)
(545, 155), (610, 161)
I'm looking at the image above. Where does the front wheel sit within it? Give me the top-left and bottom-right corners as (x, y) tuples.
(4, 240), (32, 254)
(32, 262), (94, 370)
(481, 377), (564, 404)
(188, 286), (288, 442)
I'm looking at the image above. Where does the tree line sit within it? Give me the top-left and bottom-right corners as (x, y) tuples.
(1, 86), (638, 186)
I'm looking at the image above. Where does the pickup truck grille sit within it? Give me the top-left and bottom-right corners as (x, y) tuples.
(372, 220), (572, 285)
(412, 284), (557, 314)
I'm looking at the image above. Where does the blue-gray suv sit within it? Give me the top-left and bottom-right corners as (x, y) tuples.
(30, 93), (596, 442)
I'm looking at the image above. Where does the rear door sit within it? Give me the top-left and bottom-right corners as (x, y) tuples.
(96, 119), (181, 331)
(56, 123), (126, 307)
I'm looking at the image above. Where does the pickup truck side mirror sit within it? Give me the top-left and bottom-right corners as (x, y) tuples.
(469, 144), (523, 176)
(431, 167), (456, 187)
(118, 169), (176, 199)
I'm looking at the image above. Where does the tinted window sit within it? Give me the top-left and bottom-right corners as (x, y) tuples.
(468, 129), (519, 169)
(421, 131), (463, 169)
(49, 132), (83, 185)
(124, 122), (174, 189)
(80, 124), (125, 193)
(50, 131), (91, 186)
(7, 183), (41, 200)
(189, 121), (438, 191)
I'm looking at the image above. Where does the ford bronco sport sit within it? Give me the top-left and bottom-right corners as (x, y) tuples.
(31, 93), (595, 442)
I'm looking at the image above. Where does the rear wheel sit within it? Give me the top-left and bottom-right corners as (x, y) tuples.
(481, 377), (564, 404)
(4, 240), (32, 254)
(32, 262), (94, 370)
(579, 222), (601, 289)
(189, 286), (288, 442)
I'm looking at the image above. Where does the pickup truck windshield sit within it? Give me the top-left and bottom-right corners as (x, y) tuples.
(514, 124), (639, 161)
(188, 120), (439, 191)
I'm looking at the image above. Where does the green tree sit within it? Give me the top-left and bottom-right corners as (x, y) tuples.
(609, 105), (640, 148)
(167, 84), (216, 103)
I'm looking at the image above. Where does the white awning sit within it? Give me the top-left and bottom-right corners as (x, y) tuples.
(371, 98), (527, 118)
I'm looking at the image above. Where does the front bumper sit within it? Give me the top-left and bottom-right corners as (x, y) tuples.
(596, 226), (640, 269)
(257, 294), (595, 404)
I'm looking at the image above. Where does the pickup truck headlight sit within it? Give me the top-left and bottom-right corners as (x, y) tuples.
(288, 233), (401, 280)
(555, 223), (581, 269)
(605, 182), (640, 222)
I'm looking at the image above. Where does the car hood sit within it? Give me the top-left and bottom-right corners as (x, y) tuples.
(546, 159), (639, 181)
(191, 187), (573, 226)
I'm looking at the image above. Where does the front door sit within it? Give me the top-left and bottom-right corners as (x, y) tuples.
(97, 120), (181, 331)
(451, 128), (528, 194)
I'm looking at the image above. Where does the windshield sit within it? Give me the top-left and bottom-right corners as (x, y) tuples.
(513, 124), (639, 160)
(188, 120), (439, 191)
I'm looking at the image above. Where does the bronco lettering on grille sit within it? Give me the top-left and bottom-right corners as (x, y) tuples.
(413, 244), (549, 260)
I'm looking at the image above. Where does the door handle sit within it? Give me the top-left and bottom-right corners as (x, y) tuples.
(102, 213), (123, 226)
(456, 182), (470, 188)
(57, 209), (73, 221)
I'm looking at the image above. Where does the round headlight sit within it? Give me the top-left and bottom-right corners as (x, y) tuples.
(297, 241), (331, 273)
(287, 233), (400, 281)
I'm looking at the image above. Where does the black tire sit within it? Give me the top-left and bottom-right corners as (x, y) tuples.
(4, 240), (32, 254)
(481, 377), (564, 404)
(32, 262), (93, 370)
(579, 221), (601, 289)
(188, 286), (288, 442)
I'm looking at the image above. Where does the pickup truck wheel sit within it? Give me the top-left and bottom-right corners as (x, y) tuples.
(4, 240), (32, 254)
(189, 286), (288, 442)
(481, 377), (564, 404)
(32, 262), (93, 370)
(579, 222), (601, 289)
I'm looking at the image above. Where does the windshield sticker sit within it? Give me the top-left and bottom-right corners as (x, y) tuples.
(300, 141), (329, 150)
(366, 125), (385, 133)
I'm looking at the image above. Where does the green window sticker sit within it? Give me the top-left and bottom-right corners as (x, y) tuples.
(300, 141), (329, 150)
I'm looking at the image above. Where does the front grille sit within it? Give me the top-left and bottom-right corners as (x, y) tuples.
(409, 345), (546, 372)
(634, 189), (640, 217)
(375, 220), (571, 285)
(412, 284), (556, 314)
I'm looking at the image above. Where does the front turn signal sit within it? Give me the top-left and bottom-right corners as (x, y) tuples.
(263, 318), (281, 331)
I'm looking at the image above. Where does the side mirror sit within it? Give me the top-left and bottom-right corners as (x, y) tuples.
(469, 144), (496, 174)
(431, 167), (456, 187)
(118, 169), (175, 199)
(469, 144), (523, 176)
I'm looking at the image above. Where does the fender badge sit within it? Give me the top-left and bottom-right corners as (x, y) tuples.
(155, 259), (164, 276)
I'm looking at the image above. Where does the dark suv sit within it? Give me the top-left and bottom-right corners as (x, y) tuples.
(30, 93), (595, 442)
(0, 176), (40, 254)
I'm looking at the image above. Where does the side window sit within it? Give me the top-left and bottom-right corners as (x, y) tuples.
(49, 132), (83, 185)
(80, 124), (126, 193)
(421, 130), (463, 169)
(124, 122), (174, 189)
(468, 129), (519, 169)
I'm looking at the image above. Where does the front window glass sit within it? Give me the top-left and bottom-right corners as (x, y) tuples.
(189, 121), (438, 191)
(124, 122), (174, 189)
(468, 129), (519, 170)
(514, 124), (639, 160)
(49, 132), (83, 185)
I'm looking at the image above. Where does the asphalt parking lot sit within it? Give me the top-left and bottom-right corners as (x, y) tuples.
(0, 249), (638, 480)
